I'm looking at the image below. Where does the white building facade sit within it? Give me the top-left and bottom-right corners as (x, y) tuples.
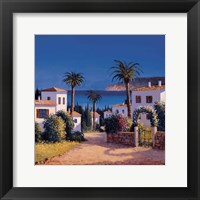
(35, 100), (56, 129)
(132, 81), (165, 127)
(41, 87), (67, 112)
(112, 103), (128, 117)
(103, 110), (112, 119)
(70, 111), (82, 132)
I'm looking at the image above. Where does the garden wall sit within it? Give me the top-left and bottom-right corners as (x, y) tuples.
(154, 131), (165, 150)
(107, 132), (135, 146)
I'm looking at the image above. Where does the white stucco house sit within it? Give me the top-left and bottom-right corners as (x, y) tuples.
(112, 103), (128, 117)
(35, 100), (56, 129)
(132, 80), (165, 127)
(91, 112), (100, 126)
(103, 110), (112, 119)
(68, 111), (82, 132)
(35, 87), (82, 132)
(41, 87), (67, 112)
(35, 87), (67, 128)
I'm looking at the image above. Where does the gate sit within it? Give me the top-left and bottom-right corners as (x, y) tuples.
(138, 125), (152, 147)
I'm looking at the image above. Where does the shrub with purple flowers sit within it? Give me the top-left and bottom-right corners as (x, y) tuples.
(105, 114), (129, 133)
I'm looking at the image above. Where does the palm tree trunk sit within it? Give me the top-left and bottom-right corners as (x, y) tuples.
(71, 86), (75, 115)
(125, 82), (132, 119)
(93, 102), (96, 130)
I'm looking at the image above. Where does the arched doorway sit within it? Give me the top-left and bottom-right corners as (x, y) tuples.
(132, 106), (158, 147)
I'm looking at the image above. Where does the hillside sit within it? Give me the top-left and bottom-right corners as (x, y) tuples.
(105, 77), (165, 91)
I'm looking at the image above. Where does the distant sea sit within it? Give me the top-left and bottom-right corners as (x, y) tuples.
(67, 90), (127, 109)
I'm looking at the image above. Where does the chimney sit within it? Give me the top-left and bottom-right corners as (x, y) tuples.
(148, 81), (151, 87)
(38, 96), (41, 101)
(158, 80), (162, 86)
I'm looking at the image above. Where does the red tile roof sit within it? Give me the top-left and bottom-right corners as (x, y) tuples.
(67, 111), (81, 117)
(41, 87), (67, 92)
(112, 103), (127, 107)
(91, 112), (100, 117)
(35, 100), (56, 106)
(104, 111), (112, 114)
(132, 85), (165, 91)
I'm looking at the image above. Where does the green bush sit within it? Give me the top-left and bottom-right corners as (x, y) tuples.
(95, 124), (101, 131)
(104, 115), (118, 133)
(133, 106), (158, 127)
(56, 110), (74, 139)
(43, 115), (66, 142)
(105, 115), (129, 133)
(154, 101), (165, 131)
(69, 131), (86, 142)
(35, 122), (42, 143)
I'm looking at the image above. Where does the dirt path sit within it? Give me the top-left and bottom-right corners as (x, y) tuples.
(45, 132), (165, 165)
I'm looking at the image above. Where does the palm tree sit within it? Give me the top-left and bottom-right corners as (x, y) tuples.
(111, 60), (142, 119)
(87, 90), (102, 130)
(63, 72), (84, 115)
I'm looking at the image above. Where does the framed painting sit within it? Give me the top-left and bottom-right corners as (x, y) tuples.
(0, 0), (200, 199)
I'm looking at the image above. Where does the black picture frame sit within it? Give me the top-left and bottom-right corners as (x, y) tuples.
(0, 0), (200, 199)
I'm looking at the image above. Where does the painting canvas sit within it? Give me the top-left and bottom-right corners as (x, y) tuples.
(35, 35), (165, 165)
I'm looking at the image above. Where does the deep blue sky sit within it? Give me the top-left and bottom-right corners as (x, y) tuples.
(35, 35), (165, 90)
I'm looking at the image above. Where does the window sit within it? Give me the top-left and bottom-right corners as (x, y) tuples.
(58, 97), (61, 104)
(36, 109), (49, 118)
(63, 97), (65, 105)
(116, 109), (119, 114)
(146, 114), (151, 120)
(47, 97), (51, 100)
(136, 96), (141, 103)
(146, 96), (153, 103)
(73, 119), (77, 123)
(122, 109), (125, 114)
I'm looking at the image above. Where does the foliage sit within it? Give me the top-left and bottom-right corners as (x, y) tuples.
(69, 131), (86, 142)
(110, 60), (142, 118)
(95, 124), (101, 131)
(56, 110), (74, 139)
(127, 118), (133, 131)
(35, 122), (42, 143)
(43, 115), (66, 142)
(105, 114), (129, 133)
(154, 101), (165, 131)
(133, 106), (158, 127)
(63, 72), (85, 114)
(87, 90), (102, 104)
(96, 108), (105, 126)
(111, 60), (142, 83)
(35, 141), (78, 163)
(105, 115), (118, 133)
(81, 104), (92, 131)
(87, 90), (102, 129)
(63, 72), (85, 88)
(116, 115), (129, 132)
(35, 88), (41, 100)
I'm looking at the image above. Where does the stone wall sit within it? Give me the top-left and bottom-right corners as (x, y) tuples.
(107, 132), (135, 146)
(154, 131), (165, 150)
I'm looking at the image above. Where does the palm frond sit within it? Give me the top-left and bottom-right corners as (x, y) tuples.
(63, 71), (85, 88)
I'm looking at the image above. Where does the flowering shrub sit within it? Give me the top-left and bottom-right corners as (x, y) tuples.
(116, 115), (129, 132)
(133, 106), (158, 127)
(43, 115), (66, 142)
(56, 110), (74, 139)
(105, 115), (129, 133)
